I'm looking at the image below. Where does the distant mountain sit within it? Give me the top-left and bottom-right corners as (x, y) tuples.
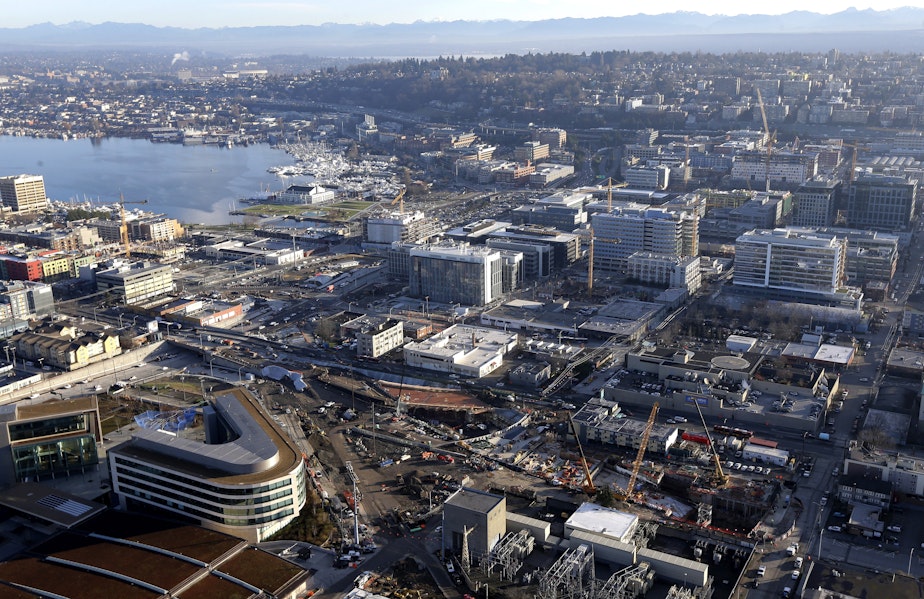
(2, 9), (923, 57)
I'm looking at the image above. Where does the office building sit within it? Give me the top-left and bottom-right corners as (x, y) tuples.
(792, 179), (839, 227)
(342, 316), (405, 358)
(510, 191), (589, 231)
(534, 128), (567, 149)
(731, 151), (818, 188)
(627, 253), (702, 293)
(108, 388), (308, 543)
(816, 228), (899, 285)
(363, 211), (440, 246)
(403, 324), (518, 378)
(590, 207), (699, 273)
(95, 261), (175, 305)
(0, 280), (54, 322)
(408, 244), (504, 306)
(515, 141), (550, 163)
(623, 165), (670, 190)
(488, 225), (581, 270)
(0, 174), (48, 213)
(846, 173), (917, 232)
(0, 396), (102, 484)
(734, 228), (846, 297)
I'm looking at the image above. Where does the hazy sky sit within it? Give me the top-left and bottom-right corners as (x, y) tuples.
(11, 1), (922, 28)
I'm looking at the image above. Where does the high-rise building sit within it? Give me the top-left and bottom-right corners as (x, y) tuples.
(0, 174), (48, 213)
(591, 208), (698, 273)
(793, 179), (839, 227)
(846, 173), (917, 232)
(734, 228), (847, 298)
(408, 244), (505, 306)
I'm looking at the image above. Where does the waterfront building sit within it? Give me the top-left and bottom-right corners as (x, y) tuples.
(0, 174), (48, 213)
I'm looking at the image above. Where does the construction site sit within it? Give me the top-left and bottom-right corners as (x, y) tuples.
(288, 362), (794, 599)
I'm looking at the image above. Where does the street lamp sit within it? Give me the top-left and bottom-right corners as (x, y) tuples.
(818, 528), (824, 562)
(909, 547), (915, 575)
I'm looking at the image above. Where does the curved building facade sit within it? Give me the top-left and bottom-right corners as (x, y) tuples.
(108, 387), (307, 542)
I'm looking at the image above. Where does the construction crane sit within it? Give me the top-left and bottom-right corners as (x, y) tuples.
(567, 413), (596, 495)
(755, 89), (776, 193)
(615, 403), (659, 501)
(118, 193), (148, 258)
(586, 228), (621, 298)
(605, 177), (628, 213)
(842, 140), (871, 182)
(690, 392), (728, 487)
(389, 187), (407, 214)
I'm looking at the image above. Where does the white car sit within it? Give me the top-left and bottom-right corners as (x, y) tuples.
(792, 569), (801, 580)
(674, 416), (688, 423)
(757, 566), (766, 577)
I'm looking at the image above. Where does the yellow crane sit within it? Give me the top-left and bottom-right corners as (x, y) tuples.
(586, 228), (621, 297)
(118, 193), (148, 258)
(615, 403), (659, 501)
(605, 177), (628, 213)
(390, 188), (407, 214)
(586, 178), (626, 297)
(568, 413), (596, 495)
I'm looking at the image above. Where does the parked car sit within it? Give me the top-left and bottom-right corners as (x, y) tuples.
(827, 525), (843, 532)
(757, 566), (767, 577)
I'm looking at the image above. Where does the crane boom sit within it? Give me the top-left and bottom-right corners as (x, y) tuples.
(622, 403), (659, 500)
(390, 188), (406, 214)
(691, 395), (727, 486)
(568, 413), (596, 495)
(118, 193), (148, 258)
(755, 89), (775, 193)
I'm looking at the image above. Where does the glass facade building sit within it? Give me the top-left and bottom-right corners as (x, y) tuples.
(108, 389), (307, 543)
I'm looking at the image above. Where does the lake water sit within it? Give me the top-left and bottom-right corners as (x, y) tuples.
(0, 136), (308, 224)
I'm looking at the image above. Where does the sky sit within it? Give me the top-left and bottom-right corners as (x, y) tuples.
(9, 1), (923, 28)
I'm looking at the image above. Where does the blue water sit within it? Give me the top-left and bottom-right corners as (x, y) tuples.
(0, 136), (307, 224)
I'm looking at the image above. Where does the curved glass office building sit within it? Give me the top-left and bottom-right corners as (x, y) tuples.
(108, 388), (307, 542)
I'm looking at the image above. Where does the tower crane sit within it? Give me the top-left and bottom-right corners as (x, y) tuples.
(118, 193), (148, 259)
(390, 187), (407, 214)
(567, 413), (596, 495)
(586, 178), (626, 297)
(614, 403), (659, 501)
(586, 228), (621, 298)
(755, 89), (776, 193)
(605, 177), (628, 213)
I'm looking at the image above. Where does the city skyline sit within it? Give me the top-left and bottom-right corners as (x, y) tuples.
(7, 1), (920, 29)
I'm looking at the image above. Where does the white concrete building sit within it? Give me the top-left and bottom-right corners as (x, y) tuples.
(733, 228), (846, 296)
(626, 253), (702, 293)
(591, 208), (698, 273)
(403, 324), (518, 377)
